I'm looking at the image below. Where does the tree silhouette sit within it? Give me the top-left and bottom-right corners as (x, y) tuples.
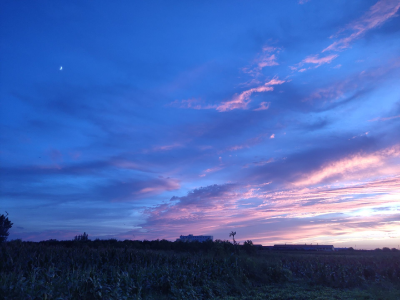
(0, 211), (13, 243)
(229, 231), (236, 245)
(243, 240), (255, 254)
(74, 232), (89, 241)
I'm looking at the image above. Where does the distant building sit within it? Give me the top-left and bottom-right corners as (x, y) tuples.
(252, 244), (264, 250)
(177, 234), (213, 242)
(273, 244), (334, 251)
(335, 247), (349, 251)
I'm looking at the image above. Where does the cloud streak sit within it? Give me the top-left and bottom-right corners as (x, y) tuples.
(323, 0), (400, 52)
(131, 173), (400, 244)
(242, 45), (281, 78)
(217, 78), (285, 112)
(369, 114), (400, 122)
(291, 54), (338, 71)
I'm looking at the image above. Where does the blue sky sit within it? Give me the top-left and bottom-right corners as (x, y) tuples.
(1, 0), (400, 248)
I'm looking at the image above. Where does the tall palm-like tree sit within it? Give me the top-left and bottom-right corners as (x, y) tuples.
(229, 231), (236, 244)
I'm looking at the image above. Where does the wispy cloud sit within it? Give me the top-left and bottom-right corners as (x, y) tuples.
(292, 0), (399, 75)
(293, 145), (400, 187)
(242, 45), (281, 78)
(369, 114), (400, 122)
(204, 166), (224, 173)
(304, 82), (347, 103)
(105, 177), (181, 202)
(323, 0), (400, 52)
(167, 98), (217, 110)
(304, 60), (400, 106)
(131, 174), (400, 244)
(225, 134), (267, 153)
(152, 144), (184, 152)
(216, 86), (273, 112)
(291, 54), (338, 71)
(254, 102), (271, 111)
(243, 158), (274, 168)
(303, 54), (338, 66)
(217, 78), (285, 112)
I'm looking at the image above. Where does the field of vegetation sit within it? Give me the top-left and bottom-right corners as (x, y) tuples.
(1, 239), (400, 299)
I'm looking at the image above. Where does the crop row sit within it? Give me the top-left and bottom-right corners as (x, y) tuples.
(1, 242), (400, 299)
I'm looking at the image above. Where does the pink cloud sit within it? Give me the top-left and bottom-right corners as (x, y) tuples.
(294, 145), (400, 187)
(111, 160), (148, 171)
(323, 0), (400, 52)
(228, 145), (246, 151)
(369, 114), (400, 122)
(270, 134), (275, 139)
(204, 166), (224, 173)
(265, 78), (286, 86)
(291, 54), (338, 71)
(132, 174), (400, 246)
(242, 45), (281, 78)
(167, 98), (217, 110)
(262, 45), (277, 52)
(257, 46), (280, 69)
(258, 54), (279, 68)
(292, 1), (399, 76)
(135, 179), (180, 195)
(155, 144), (183, 151)
(305, 86), (345, 102)
(217, 78), (285, 112)
(256, 177), (400, 223)
(304, 59), (400, 104)
(225, 134), (267, 153)
(217, 85), (274, 111)
(109, 177), (181, 202)
(254, 101), (271, 111)
(143, 143), (184, 153)
(303, 54), (338, 66)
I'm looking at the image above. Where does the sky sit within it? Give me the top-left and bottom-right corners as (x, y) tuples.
(1, 0), (400, 249)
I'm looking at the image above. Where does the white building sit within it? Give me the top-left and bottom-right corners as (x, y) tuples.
(177, 234), (213, 242)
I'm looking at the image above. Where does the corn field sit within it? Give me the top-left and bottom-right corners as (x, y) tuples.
(1, 240), (400, 299)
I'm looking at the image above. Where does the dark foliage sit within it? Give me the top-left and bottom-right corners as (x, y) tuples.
(0, 212), (13, 244)
(243, 240), (256, 255)
(74, 232), (89, 241)
(1, 240), (400, 299)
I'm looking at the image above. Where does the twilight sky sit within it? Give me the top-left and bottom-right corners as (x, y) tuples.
(1, 0), (400, 249)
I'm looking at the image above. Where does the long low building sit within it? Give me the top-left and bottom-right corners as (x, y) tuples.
(273, 244), (335, 251)
(177, 234), (213, 242)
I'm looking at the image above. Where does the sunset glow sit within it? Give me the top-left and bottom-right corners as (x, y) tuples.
(1, 0), (400, 249)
